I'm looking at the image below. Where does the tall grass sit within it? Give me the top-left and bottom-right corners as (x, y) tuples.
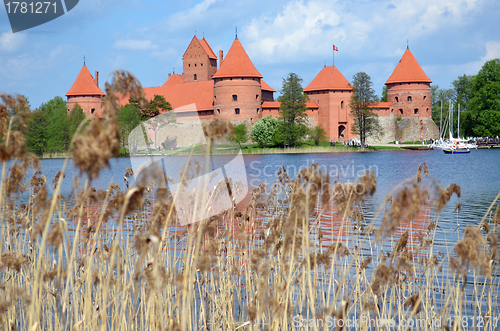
(1, 76), (499, 330)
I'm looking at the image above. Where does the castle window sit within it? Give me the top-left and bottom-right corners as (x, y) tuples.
(256, 95), (259, 99)
(235, 108), (240, 115)
(188, 64), (190, 67)
(194, 74), (197, 81)
(91, 108), (95, 114)
(395, 97), (398, 102)
(341, 101), (344, 109)
(423, 96), (427, 100)
(414, 108), (419, 114)
(399, 109), (403, 115)
(195, 64), (197, 67)
(217, 109), (220, 114)
(426, 108), (429, 112)
(233, 95), (237, 101)
(201, 63), (203, 66)
(256, 108), (259, 113)
(408, 96), (412, 102)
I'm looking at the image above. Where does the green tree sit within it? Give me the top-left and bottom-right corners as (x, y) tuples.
(118, 103), (142, 148)
(381, 85), (387, 102)
(349, 72), (382, 146)
(26, 109), (48, 156)
(277, 73), (309, 147)
(463, 59), (500, 136)
(129, 95), (176, 148)
(250, 116), (279, 147)
(141, 94), (173, 120)
(431, 85), (455, 136)
(36, 96), (68, 154)
(309, 125), (327, 146)
(67, 103), (86, 146)
(229, 123), (248, 148)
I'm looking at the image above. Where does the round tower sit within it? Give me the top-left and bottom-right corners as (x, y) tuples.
(385, 48), (432, 118)
(212, 38), (263, 122)
(66, 64), (104, 116)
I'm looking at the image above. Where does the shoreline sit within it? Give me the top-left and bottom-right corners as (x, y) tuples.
(37, 144), (420, 159)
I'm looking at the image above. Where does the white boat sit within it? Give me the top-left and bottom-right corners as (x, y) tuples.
(431, 101), (476, 152)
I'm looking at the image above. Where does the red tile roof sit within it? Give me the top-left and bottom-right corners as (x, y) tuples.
(183, 36), (217, 61)
(261, 101), (318, 109)
(385, 49), (431, 84)
(142, 80), (214, 111)
(162, 74), (184, 86)
(303, 66), (352, 92)
(370, 102), (394, 108)
(199, 37), (217, 60)
(66, 65), (105, 96)
(261, 79), (276, 92)
(212, 39), (262, 78)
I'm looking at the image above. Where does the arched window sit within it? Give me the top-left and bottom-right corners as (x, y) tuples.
(414, 108), (419, 115)
(341, 101), (344, 109)
(395, 97), (399, 102)
(91, 108), (95, 114)
(235, 108), (240, 115)
(408, 96), (412, 102)
(194, 74), (197, 81)
(233, 95), (237, 101)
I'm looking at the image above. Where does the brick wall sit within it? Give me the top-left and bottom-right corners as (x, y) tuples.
(67, 96), (103, 116)
(214, 77), (263, 122)
(386, 82), (432, 118)
(182, 40), (217, 83)
(305, 90), (353, 141)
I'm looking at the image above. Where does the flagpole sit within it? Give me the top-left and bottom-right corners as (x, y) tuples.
(333, 46), (335, 67)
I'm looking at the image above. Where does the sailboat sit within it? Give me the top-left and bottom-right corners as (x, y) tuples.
(441, 102), (472, 154)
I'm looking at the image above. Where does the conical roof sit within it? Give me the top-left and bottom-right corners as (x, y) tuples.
(212, 39), (262, 78)
(303, 66), (351, 92)
(66, 65), (104, 96)
(385, 49), (431, 84)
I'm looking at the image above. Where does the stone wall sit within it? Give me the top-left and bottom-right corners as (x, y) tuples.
(366, 113), (439, 143)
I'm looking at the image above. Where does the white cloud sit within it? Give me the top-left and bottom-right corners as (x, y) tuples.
(243, 0), (345, 63)
(113, 39), (158, 51)
(482, 41), (500, 62)
(242, 0), (489, 63)
(167, 0), (218, 31)
(0, 32), (26, 53)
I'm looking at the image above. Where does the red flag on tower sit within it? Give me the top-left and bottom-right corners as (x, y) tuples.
(333, 45), (338, 51)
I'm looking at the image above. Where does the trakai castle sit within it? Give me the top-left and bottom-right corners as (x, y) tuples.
(65, 35), (439, 143)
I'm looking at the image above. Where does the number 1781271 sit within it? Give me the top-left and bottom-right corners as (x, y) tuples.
(5, 2), (57, 14)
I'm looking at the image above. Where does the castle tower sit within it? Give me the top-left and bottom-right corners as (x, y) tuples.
(304, 66), (353, 140)
(66, 64), (104, 116)
(385, 48), (432, 117)
(212, 38), (263, 122)
(182, 36), (218, 83)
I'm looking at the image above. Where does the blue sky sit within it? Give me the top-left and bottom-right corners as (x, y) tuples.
(1, 0), (499, 109)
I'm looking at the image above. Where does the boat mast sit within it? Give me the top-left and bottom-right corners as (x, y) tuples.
(440, 100), (443, 140)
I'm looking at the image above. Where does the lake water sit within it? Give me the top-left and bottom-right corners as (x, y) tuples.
(36, 148), (500, 228)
